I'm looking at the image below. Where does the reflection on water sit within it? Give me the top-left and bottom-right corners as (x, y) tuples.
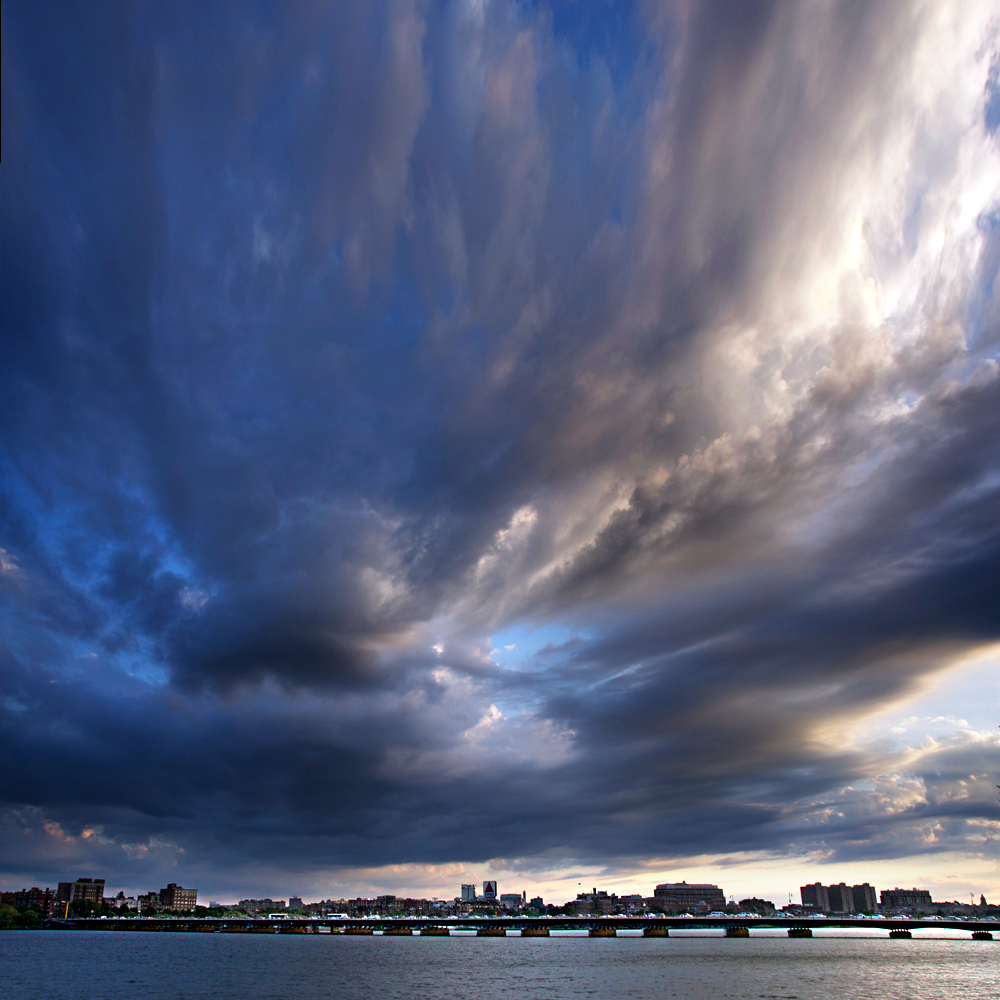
(2, 931), (995, 1000)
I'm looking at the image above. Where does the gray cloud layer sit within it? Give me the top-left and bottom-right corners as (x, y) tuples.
(2, 0), (998, 892)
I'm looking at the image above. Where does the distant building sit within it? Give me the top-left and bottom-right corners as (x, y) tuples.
(499, 893), (523, 910)
(880, 888), (932, 910)
(852, 884), (878, 912)
(159, 883), (197, 910)
(0, 887), (56, 917)
(800, 883), (830, 911)
(738, 897), (776, 914)
(288, 897), (304, 910)
(574, 889), (622, 915)
(56, 879), (105, 905)
(461, 884), (477, 902)
(653, 882), (725, 913)
(528, 896), (544, 910)
(239, 898), (285, 914)
(800, 882), (878, 913)
(827, 883), (854, 913)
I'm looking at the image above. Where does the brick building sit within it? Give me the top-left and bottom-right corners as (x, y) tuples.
(574, 889), (621, 915)
(56, 878), (105, 905)
(652, 882), (726, 913)
(159, 883), (197, 909)
(880, 887), (932, 910)
(0, 887), (56, 916)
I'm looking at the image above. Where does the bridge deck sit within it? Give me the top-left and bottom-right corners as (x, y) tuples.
(51, 915), (997, 935)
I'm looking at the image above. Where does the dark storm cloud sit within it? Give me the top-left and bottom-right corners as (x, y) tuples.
(2, 0), (999, 891)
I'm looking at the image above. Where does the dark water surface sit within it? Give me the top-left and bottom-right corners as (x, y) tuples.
(1, 931), (995, 999)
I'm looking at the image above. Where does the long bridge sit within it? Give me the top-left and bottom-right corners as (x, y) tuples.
(48, 914), (996, 940)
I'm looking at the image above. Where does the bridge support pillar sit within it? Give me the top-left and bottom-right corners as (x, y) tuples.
(889, 929), (912, 939)
(382, 926), (412, 935)
(725, 926), (750, 938)
(344, 926), (373, 935)
(477, 926), (506, 936)
(589, 926), (616, 937)
(788, 927), (812, 938)
(521, 926), (549, 937)
(643, 926), (669, 937)
(972, 930), (993, 940)
(419, 927), (450, 936)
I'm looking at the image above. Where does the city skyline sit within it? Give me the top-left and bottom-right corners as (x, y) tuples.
(9, 872), (986, 918)
(2, 2), (999, 905)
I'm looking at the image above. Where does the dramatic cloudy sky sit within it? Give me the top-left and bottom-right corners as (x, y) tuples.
(3, 0), (999, 905)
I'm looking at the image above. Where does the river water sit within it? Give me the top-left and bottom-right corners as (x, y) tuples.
(2, 930), (995, 999)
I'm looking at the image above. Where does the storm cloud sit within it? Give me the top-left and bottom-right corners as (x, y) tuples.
(2, 0), (999, 897)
